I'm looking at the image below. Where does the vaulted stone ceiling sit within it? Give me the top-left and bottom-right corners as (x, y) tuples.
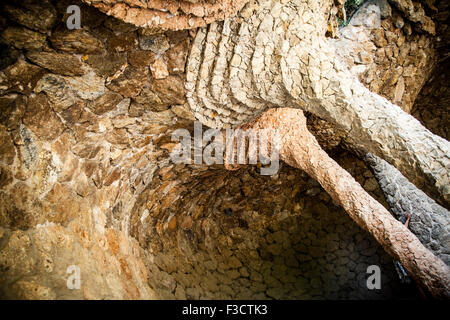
(82, 0), (251, 31)
(0, 0), (448, 299)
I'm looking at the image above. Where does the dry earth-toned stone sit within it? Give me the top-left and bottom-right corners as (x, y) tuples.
(0, 0), (448, 301)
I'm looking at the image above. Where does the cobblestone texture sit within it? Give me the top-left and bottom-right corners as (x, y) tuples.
(185, 0), (450, 207)
(365, 153), (450, 266)
(82, 0), (250, 32)
(0, 0), (446, 299)
(130, 155), (418, 299)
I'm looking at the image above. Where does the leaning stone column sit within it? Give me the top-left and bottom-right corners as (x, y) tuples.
(185, 0), (450, 206)
(232, 107), (450, 298)
(365, 153), (450, 266)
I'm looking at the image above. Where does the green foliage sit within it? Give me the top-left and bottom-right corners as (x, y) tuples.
(338, 0), (366, 27)
(337, 17), (348, 27)
(347, 0), (365, 6)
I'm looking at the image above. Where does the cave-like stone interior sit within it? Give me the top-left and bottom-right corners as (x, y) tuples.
(0, 0), (448, 299)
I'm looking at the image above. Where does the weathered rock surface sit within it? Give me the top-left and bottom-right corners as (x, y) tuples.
(82, 0), (250, 31)
(2, 0), (57, 33)
(26, 51), (88, 77)
(1, 26), (46, 50)
(130, 155), (419, 300)
(389, 0), (436, 34)
(411, 0), (450, 140)
(0, 0), (447, 300)
(50, 29), (105, 54)
(185, 0), (449, 208)
(365, 153), (450, 266)
(22, 94), (66, 141)
(336, 0), (436, 113)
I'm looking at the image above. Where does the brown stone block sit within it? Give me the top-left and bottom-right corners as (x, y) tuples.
(106, 128), (130, 146)
(0, 60), (45, 96)
(1, 27), (47, 51)
(72, 141), (101, 159)
(106, 66), (149, 98)
(3, 0), (57, 33)
(103, 167), (121, 186)
(107, 31), (138, 53)
(88, 91), (123, 115)
(149, 75), (186, 106)
(167, 39), (189, 74)
(22, 94), (65, 141)
(26, 51), (87, 76)
(50, 29), (105, 54)
(0, 125), (16, 165)
(0, 166), (13, 188)
(84, 52), (127, 77)
(128, 50), (155, 67)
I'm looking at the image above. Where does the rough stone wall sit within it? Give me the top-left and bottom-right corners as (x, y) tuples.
(411, 0), (450, 140)
(336, 0), (436, 113)
(82, 0), (250, 32)
(412, 57), (449, 140)
(309, 0), (437, 150)
(338, 0), (449, 141)
(313, 0), (449, 154)
(365, 153), (450, 266)
(0, 222), (154, 299)
(184, 0), (450, 208)
(0, 0), (192, 299)
(0, 0), (444, 300)
(130, 153), (417, 299)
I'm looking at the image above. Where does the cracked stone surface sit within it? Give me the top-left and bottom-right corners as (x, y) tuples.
(365, 153), (450, 266)
(82, 0), (250, 32)
(0, 0), (448, 299)
(227, 108), (450, 298)
(185, 0), (450, 207)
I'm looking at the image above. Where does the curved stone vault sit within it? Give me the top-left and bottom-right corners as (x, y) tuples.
(0, 0), (448, 299)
